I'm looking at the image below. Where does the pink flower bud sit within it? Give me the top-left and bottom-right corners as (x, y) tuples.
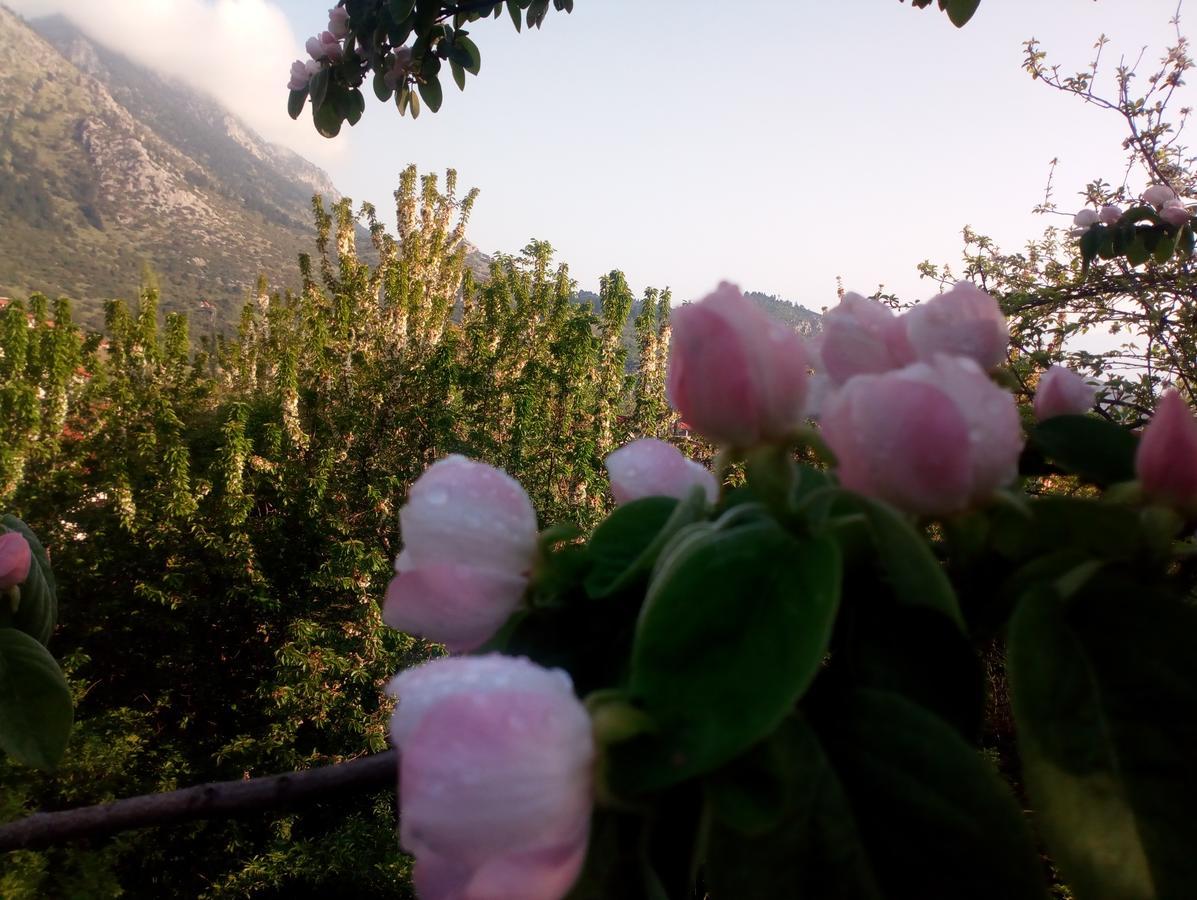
(821, 356), (1023, 516)
(666, 282), (810, 448)
(320, 31), (343, 61)
(307, 31), (342, 61)
(384, 456), (538, 652)
(1073, 209), (1100, 228)
(287, 59), (311, 91)
(816, 293), (915, 386)
(1100, 205), (1123, 225)
(1136, 390), (1197, 506)
(0, 532), (31, 589)
(605, 438), (717, 506)
(389, 655), (594, 900)
(904, 281), (1010, 370)
(1160, 200), (1191, 227)
(1034, 366), (1098, 421)
(1143, 184), (1179, 208)
(327, 6), (350, 39)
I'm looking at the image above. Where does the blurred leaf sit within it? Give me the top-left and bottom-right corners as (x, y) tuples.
(1028, 414), (1137, 486)
(0, 627), (73, 770)
(389, 0), (416, 21)
(313, 97), (343, 137)
(455, 34), (482, 74)
(287, 87), (308, 120)
(507, 0), (522, 30)
(849, 494), (965, 628)
(450, 59), (466, 91)
(1126, 233), (1150, 267)
(708, 691), (1044, 900)
(527, 0), (550, 28)
(1009, 581), (1197, 900)
(309, 67), (330, 110)
(942, 0), (981, 26)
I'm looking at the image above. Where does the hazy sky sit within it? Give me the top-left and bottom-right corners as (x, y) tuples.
(10, 0), (1191, 308)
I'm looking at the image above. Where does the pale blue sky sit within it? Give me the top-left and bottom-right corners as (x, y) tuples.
(283, 0), (1184, 306)
(23, 0), (1191, 307)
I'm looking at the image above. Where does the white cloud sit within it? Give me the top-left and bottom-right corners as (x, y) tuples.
(7, 0), (344, 166)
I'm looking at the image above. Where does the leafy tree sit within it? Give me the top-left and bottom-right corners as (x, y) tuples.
(919, 8), (1197, 423)
(0, 166), (673, 896)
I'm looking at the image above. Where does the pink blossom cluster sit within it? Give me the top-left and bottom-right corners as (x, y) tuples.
(377, 277), (1197, 900)
(287, 7), (349, 90)
(1074, 185), (1191, 231)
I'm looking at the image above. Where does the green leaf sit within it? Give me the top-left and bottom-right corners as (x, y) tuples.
(389, 0), (416, 21)
(1158, 229), (1177, 262)
(450, 59), (466, 91)
(372, 70), (393, 102)
(706, 715), (882, 900)
(409, 88), (421, 119)
(705, 715), (816, 837)
(849, 494), (964, 629)
(10, 555), (53, 646)
(287, 87), (308, 120)
(584, 490), (705, 598)
(1028, 414), (1137, 486)
(1079, 227), (1102, 267)
(1126, 233), (1151, 267)
(418, 75), (443, 113)
(312, 97), (343, 137)
(527, 0), (550, 28)
(942, 0), (981, 27)
(992, 497), (1149, 565)
(0, 627), (73, 770)
(615, 524), (841, 791)
(344, 88), (365, 126)
(1008, 581), (1197, 900)
(1122, 205), (1163, 226)
(507, 0), (522, 31)
(308, 67), (330, 110)
(707, 692), (1045, 900)
(843, 603), (983, 740)
(455, 35), (481, 74)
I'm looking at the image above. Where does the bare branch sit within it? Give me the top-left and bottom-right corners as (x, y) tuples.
(0, 751), (397, 852)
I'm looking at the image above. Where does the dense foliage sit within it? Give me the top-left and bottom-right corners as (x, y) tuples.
(0, 166), (678, 897)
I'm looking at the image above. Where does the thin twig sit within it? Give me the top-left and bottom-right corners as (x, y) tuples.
(0, 751), (397, 852)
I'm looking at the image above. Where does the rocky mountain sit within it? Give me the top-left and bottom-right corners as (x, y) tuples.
(0, 8), (378, 330)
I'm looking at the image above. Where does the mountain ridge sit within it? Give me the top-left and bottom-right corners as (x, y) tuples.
(0, 7), (360, 329)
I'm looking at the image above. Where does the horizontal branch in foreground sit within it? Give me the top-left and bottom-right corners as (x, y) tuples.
(0, 750), (397, 852)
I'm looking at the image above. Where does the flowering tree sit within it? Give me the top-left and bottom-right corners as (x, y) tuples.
(6, 278), (1197, 900)
(921, 8), (1197, 423)
(289, 1), (984, 136)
